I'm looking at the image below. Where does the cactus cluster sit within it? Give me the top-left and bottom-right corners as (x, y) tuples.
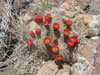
(27, 13), (80, 66)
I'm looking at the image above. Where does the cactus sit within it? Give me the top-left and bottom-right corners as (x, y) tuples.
(26, 12), (81, 66)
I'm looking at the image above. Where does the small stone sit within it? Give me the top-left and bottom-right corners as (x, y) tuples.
(83, 14), (93, 24)
(61, 2), (69, 10)
(36, 61), (58, 75)
(96, 57), (100, 64)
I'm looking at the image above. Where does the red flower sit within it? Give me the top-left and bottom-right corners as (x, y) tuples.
(29, 31), (35, 37)
(27, 41), (33, 46)
(53, 23), (60, 29)
(73, 34), (78, 38)
(66, 20), (72, 26)
(51, 45), (59, 53)
(68, 37), (77, 47)
(56, 54), (63, 61)
(45, 14), (52, 21)
(35, 29), (41, 35)
(76, 39), (80, 44)
(63, 29), (70, 37)
(33, 15), (43, 22)
(43, 37), (51, 45)
(37, 16), (43, 21)
(54, 38), (58, 43)
(68, 41), (74, 47)
(69, 37), (77, 43)
(43, 21), (49, 27)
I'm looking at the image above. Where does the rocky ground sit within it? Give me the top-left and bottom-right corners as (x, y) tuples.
(0, 0), (100, 75)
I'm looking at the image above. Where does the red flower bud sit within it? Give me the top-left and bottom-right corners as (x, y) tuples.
(43, 37), (51, 45)
(63, 29), (70, 37)
(53, 23), (60, 30)
(27, 41), (33, 46)
(35, 29), (41, 35)
(66, 20), (72, 26)
(45, 14), (52, 21)
(33, 15), (43, 22)
(56, 54), (63, 61)
(43, 21), (49, 27)
(54, 38), (58, 43)
(29, 31), (35, 37)
(51, 45), (59, 53)
(74, 34), (78, 38)
(76, 39), (80, 44)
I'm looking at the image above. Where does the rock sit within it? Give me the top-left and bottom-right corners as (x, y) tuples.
(36, 61), (58, 75)
(89, 15), (100, 36)
(13, 0), (31, 9)
(83, 14), (100, 37)
(73, 71), (81, 75)
(73, 56), (93, 75)
(21, 13), (40, 35)
(90, 0), (100, 15)
(28, 21), (40, 32)
(20, 14), (31, 22)
(61, 2), (69, 10)
(96, 57), (100, 64)
(56, 65), (70, 75)
(22, 16), (40, 41)
(36, 60), (71, 75)
(65, 0), (90, 10)
(76, 0), (90, 8)
(82, 14), (94, 37)
(83, 14), (93, 24)
(93, 40), (100, 75)
(73, 38), (100, 75)
(78, 39), (96, 60)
